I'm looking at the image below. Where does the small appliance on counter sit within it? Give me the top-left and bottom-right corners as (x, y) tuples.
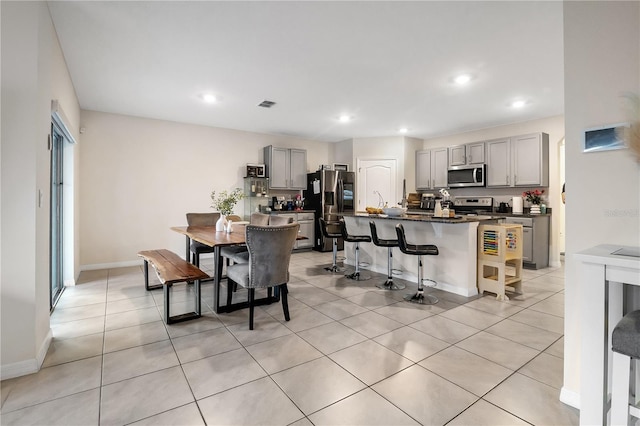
(512, 196), (523, 215)
(420, 193), (440, 211)
(497, 202), (510, 213)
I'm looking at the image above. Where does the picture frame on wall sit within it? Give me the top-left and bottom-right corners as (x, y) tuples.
(583, 122), (630, 153)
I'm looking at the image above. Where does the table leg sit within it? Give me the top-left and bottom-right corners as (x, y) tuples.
(213, 245), (222, 313)
(580, 262), (607, 425)
(185, 235), (191, 263)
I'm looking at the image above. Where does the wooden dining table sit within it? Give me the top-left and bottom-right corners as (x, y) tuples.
(171, 224), (281, 314)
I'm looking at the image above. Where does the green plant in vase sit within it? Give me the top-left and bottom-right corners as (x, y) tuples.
(210, 188), (245, 230)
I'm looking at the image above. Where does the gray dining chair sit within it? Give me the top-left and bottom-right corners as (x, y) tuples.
(220, 212), (271, 265)
(269, 215), (294, 226)
(186, 212), (221, 266)
(226, 223), (299, 330)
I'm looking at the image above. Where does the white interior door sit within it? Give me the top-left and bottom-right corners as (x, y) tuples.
(356, 159), (397, 211)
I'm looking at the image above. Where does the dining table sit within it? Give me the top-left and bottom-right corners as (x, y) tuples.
(170, 224), (285, 314)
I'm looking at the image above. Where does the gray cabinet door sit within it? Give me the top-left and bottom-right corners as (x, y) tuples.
(513, 133), (548, 186)
(467, 142), (485, 164)
(415, 150), (432, 189)
(290, 149), (307, 189)
(432, 148), (448, 188)
(522, 227), (533, 261)
(486, 138), (511, 187)
(269, 147), (289, 188)
(448, 145), (466, 167)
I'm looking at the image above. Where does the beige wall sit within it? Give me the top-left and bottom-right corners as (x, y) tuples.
(562, 1), (640, 408)
(78, 111), (331, 267)
(1, 1), (80, 378)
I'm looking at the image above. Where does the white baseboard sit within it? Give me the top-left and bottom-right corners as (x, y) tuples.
(1, 328), (52, 380)
(560, 386), (580, 410)
(81, 259), (143, 271)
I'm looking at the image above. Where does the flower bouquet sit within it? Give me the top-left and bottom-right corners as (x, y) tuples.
(210, 188), (245, 215)
(522, 189), (544, 205)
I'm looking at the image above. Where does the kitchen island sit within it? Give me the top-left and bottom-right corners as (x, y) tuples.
(343, 213), (503, 297)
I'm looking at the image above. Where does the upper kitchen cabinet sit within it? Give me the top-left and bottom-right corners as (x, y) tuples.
(486, 133), (549, 187)
(448, 142), (485, 168)
(264, 146), (307, 189)
(416, 148), (448, 190)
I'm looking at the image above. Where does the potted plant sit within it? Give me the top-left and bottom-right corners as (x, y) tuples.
(210, 188), (245, 231)
(522, 189), (544, 214)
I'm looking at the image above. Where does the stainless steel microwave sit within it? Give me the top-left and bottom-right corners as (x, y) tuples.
(447, 165), (486, 187)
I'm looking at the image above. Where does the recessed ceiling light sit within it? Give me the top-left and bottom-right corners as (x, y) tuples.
(201, 93), (217, 103)
(398, 127), (409, 134)
(511, 100), (526, 108)
(338, 115), (352, 123)
(454, 74), (472, 85)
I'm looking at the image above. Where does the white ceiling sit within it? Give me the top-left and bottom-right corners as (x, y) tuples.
(48, 1), (564, 142)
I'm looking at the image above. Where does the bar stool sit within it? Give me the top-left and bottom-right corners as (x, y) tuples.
(611, 310), (640, 425)
(395, 223), (439, 304)
(340, 219), (371, 281)
(369, 221), (405, 290)
(319, 218), (342, 273)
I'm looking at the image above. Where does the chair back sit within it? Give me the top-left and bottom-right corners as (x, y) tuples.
(226, 214), (243, 223)
(245, 223), (299, 289)
(395, 223), (438, 256)
(369, 221), (382, 245)
(250, 212), (270, 225)
(269, 215), (294, 226)
(186, 212), (220, 226)
(395, 223), (411, 254)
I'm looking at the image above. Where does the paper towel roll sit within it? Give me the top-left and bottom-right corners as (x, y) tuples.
(512, 196), (523, 214)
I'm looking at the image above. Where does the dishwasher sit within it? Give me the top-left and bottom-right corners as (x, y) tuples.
(504, 216), (549, 269)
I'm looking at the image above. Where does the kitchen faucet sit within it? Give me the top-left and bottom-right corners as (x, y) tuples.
(374, 191), (386, 208)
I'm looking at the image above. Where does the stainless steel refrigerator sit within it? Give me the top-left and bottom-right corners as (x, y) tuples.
(304, 170), (355, 252)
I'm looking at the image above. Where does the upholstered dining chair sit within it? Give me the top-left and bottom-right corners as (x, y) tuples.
(221, 212), (271, 266)
(226, 223), (299, 330)
(222, 213), (295, 266)
(250, 212), (270, 225)
(226, 214), (243, 224)
(269, 215), (295, 226)
(186, 212), (221, 267)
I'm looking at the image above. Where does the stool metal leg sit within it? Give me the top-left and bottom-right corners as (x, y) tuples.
(405, 256), (438, 304)
(345, 242), (370, 281)
(325, 238), (342, 273)
(377, 247), (405, 290)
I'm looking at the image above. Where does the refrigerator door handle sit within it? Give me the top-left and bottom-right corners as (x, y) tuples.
(337, 179), (344, 213)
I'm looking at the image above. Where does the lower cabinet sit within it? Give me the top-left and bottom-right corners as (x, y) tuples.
(271, 212), (314, 250)
(504, 215), (549, 269)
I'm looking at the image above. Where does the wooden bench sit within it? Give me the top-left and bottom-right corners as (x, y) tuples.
(138, 249), (209, 324)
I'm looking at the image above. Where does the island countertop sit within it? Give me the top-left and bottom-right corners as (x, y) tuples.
(353, 211), (505, 223)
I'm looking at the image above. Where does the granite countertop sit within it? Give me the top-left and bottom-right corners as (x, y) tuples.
(353, 212), (502, 223)
(270, 209), (315, 214)
(406, 209), (552, 219)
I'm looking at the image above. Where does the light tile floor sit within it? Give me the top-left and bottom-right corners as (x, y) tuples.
(1, 250), (579, 425)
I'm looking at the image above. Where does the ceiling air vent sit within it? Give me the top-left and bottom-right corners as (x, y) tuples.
(258, 100), (276, 108)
